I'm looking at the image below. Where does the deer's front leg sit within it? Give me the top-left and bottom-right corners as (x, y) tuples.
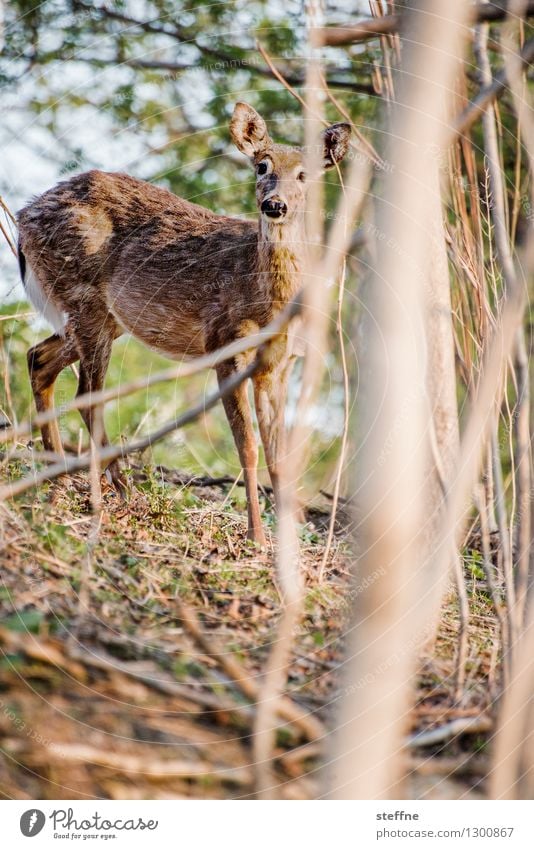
(217, 362), (266, 547)
(253, 361), (292, 513)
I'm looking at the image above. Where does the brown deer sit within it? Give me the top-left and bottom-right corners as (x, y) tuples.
(17, 103), (350, 546)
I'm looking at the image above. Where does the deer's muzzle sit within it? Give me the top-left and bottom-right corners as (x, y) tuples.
(261, 198), (288, 220)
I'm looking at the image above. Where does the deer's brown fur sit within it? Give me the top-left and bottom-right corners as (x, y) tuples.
(17, 102), (350, 545)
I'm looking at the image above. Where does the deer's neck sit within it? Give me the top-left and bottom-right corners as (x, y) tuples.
(257, 217), (304, 311)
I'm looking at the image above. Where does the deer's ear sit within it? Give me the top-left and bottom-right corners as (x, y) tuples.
(230, 102), (270, 158)
(322, 123), (351, 169)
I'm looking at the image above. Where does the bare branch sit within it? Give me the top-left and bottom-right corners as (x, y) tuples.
(501, 0), (534, 626)
(452, 37), (534, 140)
(68, 1), (375, 94)
(176, 599), (325, 742)
(329, 0), (471, 800)
(491, 611), (534, 798)
(252, 6), (326, 799)
(0, 357), (261, 502)
(1, 296), (302, 448)
(319, 2), (534, 47)
(256, 40), (381, 167)
(406, 715), (492, 748)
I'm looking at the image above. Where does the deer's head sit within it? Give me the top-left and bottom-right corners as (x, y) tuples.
(230, 102), (351, 225)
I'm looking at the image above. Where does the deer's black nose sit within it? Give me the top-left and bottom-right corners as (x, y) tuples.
(261, 198), (288, 219)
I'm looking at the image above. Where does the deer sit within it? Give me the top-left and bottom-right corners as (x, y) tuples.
(17, 102), (351, 546)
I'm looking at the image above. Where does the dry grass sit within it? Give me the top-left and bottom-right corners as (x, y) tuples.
(0, 459), (500, 799)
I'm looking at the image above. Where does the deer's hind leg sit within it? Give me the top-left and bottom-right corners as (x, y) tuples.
(73, 314), (125, 492)
(27, 333), (78, 454)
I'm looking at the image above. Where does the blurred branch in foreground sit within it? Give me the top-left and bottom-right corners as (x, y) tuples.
(328, 0), (472, 800)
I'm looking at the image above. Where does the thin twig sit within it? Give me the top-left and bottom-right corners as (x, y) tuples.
(0, 218), (17, 256)
(474, 17), (523, 655)
(175, 599), (325, 742)
(318, 258), (350, 582)
(406, 715), (492, 748)
(0, 194), (16, 224)
(474, 484), (510, 685)
(452, 551), (470, 702)
(256, 39), (380, 168)
(491, 610), (534, 798)
(252, 13), (325, 797)
(0, 296), (302, 448)
(452, 37), (534, 140)
(252, 21), (370, 799)
(501, 0), (534, 626)
(0, 357), (261, 501)
(18, 741), (253, 785)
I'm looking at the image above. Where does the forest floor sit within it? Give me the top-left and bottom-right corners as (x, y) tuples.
(0, 460), (499, 800)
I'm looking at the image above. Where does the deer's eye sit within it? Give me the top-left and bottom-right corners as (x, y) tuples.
(257, 160), (271, 176)
(297, 171), (306, 182)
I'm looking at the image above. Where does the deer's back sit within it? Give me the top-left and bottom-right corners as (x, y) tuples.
(18, 170), (267, 357)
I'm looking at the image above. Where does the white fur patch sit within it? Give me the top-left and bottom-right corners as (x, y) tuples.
(23, 263), (66, 335)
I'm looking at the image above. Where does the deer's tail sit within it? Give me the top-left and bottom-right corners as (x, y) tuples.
(17, 240), (26, 283)
(17, 240), (66, 334)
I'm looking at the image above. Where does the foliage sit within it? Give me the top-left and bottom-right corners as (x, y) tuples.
(1, 0), (377, 212)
